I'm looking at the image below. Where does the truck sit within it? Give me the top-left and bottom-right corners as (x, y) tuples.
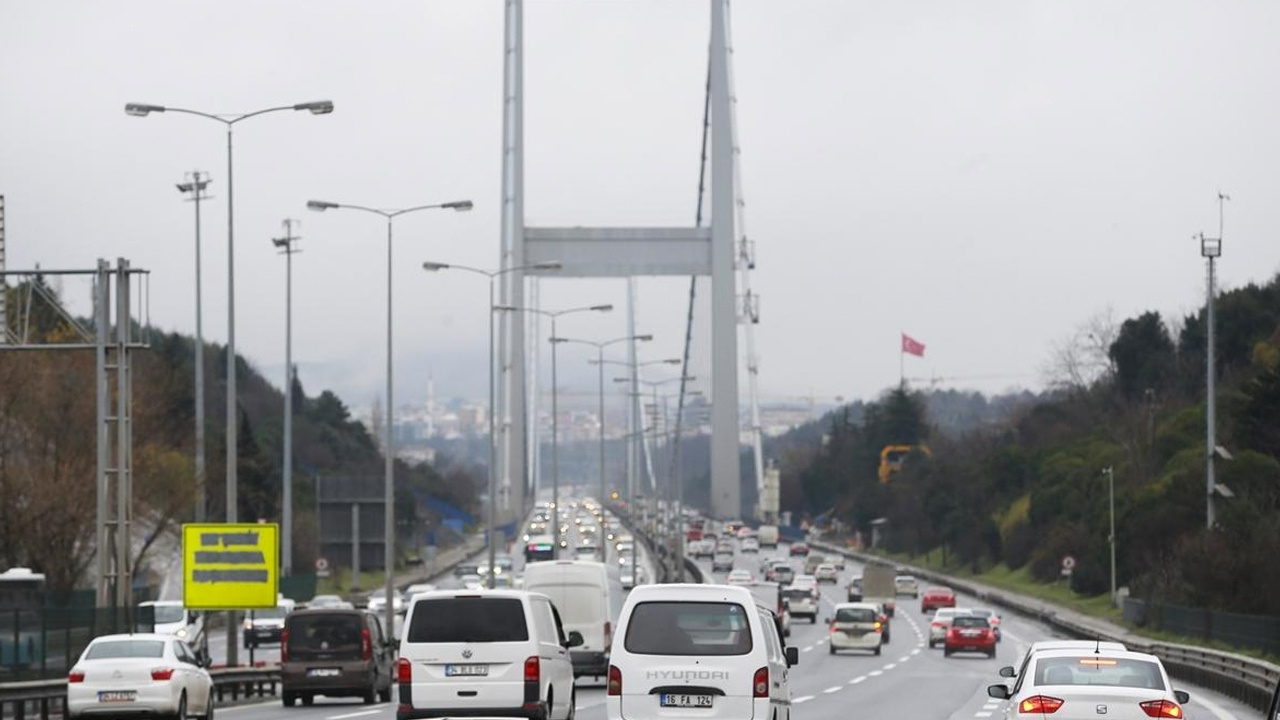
(757, 525), (779, 548)
(861, 563), (897, 617)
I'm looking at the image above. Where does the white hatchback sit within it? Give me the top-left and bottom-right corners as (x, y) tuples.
(396, 590), (581, 720)
(67, 634), (213, 720)
(607, 584), (797, 720)
(826, 603), (883, 655)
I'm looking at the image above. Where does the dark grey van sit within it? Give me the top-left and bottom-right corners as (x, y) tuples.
(281, 609), (393, 706)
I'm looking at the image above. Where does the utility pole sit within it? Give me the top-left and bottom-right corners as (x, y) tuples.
(177, 173), (212, 523)
(272, 219), (301, 576)
(1103, 466), (1116, 605)
(1198, 191), (1228, 530)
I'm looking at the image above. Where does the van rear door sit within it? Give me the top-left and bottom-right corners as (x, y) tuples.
(401, 596), (531, 711)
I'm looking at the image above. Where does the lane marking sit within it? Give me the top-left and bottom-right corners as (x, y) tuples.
(823, 686), (842, 694)
(849, 676), (867, 684)
(868, 670), (883, 677)
(327, 709), (384, 720)
(801, 646), (813, 653)
(216, 700), (285, 713)
(911, 648), (921, 655)
(898, 656), (911, 662)
(794, 695), (815, 704)
(1193, 693), (1241, 720)
(882, 663), (896, 670)
(975, 712), (993, 718)
(983, 703), (1001, 710)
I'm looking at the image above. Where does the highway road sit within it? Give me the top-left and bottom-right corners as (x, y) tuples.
(202, 529), (1257, 720)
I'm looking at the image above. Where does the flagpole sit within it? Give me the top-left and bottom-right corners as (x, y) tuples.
(899, 333), (905, 388)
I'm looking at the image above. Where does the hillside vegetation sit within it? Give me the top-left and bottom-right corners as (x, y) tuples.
(778, 274), (1280, 613)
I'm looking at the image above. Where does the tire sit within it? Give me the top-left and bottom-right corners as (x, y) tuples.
(363, 685), (376, 705)
(174, 693), (187, 720)
(944, 648), (953, 657)
(202, 695), (215, 720)
(282, 692), (296, 708)
(565, 688), (576, 720)
(301, 695), (314, 707)
(379, 684), (392, 703)
(810, 615), (816, 625)
(988, 649), (997, 658)
(828, 644), (835, 655)
(873, 646), (881, 656)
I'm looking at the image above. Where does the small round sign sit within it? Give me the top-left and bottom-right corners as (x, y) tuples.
(315, 557), (330, 572)
(1061, 555), (1076, 570)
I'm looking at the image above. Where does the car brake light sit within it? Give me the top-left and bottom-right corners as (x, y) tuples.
(1140, 700), (1184, 718)
(874, 621), (883, 631)
(151, 668), (175, 681)
(280, 627), (290, 662)
(524, 656), (539, 684)
(931, 621), (944, 629)
(1019, 695), (1064, 714)
(361, 627), (372, 661)
(753, 667), (769, 698)
(397, 657), (412, 683)
(68, 670), (85, 683)
(608, 665), (622, 695)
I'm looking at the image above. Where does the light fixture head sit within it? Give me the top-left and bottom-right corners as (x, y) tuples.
(125, 103), (164, 117)
(443, 200), (474, 211)
(295, 100), (335, 115)
(1200, 235), (1222, 258)
(590, 304), (614, 312)
(534, 261), (563, 271)
(635, 334), (654, 342)
(422, 262), (449, 272)
(306, 200), (338, 212)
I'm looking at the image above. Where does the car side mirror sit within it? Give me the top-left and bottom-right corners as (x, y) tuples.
(565, 631), (584, 648)
(785, 646), (799, 667)
(1174, 691), (1189, 704)
(987, 684), (1011, 700)
(824, 617), (831, 624)
(998, 666), (1015, 678)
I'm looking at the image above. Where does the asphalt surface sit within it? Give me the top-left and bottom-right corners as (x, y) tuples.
(203, 528), (1256, 720)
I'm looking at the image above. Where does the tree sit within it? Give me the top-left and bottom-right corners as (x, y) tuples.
(1109, 311), (1175, 400)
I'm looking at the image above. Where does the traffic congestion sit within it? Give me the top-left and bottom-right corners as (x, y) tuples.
(43, 499), (1261, 720)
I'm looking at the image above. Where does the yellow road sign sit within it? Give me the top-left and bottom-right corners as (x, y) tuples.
(182, 524), (279, 610)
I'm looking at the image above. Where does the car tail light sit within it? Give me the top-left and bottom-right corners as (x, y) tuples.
(151, 667), (175, 681)
(607, 665), (622, 696)
(873, 621), (883, 631)
(361, 627), (372, 661)
(68, 670), (85, 683)
(753, 667), (769, 698)
(397, 658), (412, 683)
(280, 627), (290, 662)
(931, 621), (944, 629)
(524, 656), (540, 684)
(1140, 700), (1184, 718)
(1019, 695), (1064, 714)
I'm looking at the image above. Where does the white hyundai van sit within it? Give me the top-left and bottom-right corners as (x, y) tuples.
(396, 590), (582, 720)
(521, 560), (612, 680)
(607, 584), (797, 720)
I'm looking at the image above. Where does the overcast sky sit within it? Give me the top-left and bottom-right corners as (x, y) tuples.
(3, 1), (1278, 415)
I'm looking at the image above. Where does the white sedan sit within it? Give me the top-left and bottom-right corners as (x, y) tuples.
(68, 633), (213, 720)
(814, 563), (840, 583)
(988, 649), (1189, 720)
(726, 569), (754, 585)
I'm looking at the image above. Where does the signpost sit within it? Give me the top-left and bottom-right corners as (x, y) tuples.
(1061, 555), (1076, 578)
(182, 524), (280, 610)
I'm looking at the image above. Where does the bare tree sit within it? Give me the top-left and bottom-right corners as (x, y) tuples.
(1041, 306), (1119, 391)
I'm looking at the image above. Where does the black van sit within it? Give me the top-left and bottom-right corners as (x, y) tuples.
(281, 609), (394, 706)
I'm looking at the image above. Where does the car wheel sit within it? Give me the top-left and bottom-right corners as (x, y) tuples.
(810, 615), (816, 625)
(282, 692), (295, 708)
(944, 648), (953, 657)
(301, 695), (314, 707)
(174, 692), (187, 720)
(202, 695), (215, 720)
(565, 687), (576, 720)
(379, 684), (392, 703)
(988, 649), (997, 658)
(828, 644), (835, 655)
(873, 645), (881, 656)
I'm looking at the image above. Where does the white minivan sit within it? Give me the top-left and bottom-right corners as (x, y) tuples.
(396, 590), (582, 720)
(607, 584), (797, 720)
(522, 560), (612, 679)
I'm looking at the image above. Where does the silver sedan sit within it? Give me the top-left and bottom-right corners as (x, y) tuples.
(67, 633), (214, 720)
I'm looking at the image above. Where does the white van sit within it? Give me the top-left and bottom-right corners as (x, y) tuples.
(607, 584), (797, 720)
(138, 600), (203, 644)
(396, 590), (581, 720)
(522, 560), (612, 679)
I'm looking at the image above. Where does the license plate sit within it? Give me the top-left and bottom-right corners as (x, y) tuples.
(962, 630), (981, 637)
(307, 668), (341, 677)
(445, 664), (489, 677)
(98, 691), (136, 703)
(660, 694), (714, 708)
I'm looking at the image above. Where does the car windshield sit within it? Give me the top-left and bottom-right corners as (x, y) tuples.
(624, 601), (752, 656)
(253, 607), (288, 620)
(86, 640), (165, 659)
(782, 588), (812, 601)
(151, 605), (185, 624)
(1035, 656), (1166, 690)
(835, 607), (875, 623)
(407, 598), (529, 643)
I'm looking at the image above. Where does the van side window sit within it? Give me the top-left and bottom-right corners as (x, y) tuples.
(369, 614), (385, 645)
(531, 599), (557, 643)
(757, 609), (781, 661)
(549, 604), (569, 645)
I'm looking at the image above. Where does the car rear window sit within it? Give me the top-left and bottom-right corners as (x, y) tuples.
(86, 640), (165, 659)
(952, 616), (988, 628)
(407, 598), (529, 643)
(782, 588), (812, 601)
(624, 602), (752, 656)
(835, 608), (875, 623)
(286, 613), (364, 659)
(1035, 656), (1165, 690)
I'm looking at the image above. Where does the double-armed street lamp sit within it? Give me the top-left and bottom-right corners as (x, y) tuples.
(127, 99), (333, 668)
(497, 304), (614, 554)
(308, 198), (473, 640)
(422, 261), (563, 587)
(550, 335), (654, 506)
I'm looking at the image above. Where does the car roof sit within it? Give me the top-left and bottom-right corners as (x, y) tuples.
(1028, 640), (1128, 653)
(288, 607), (368, 617)
(1029, 648), (1158, 665)
(626, 583), (755, 603)
(89, 633), (174, 643)
(834, 602), (881, 611)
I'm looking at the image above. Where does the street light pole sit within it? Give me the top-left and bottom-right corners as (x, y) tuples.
(309, 199), (472, 638)
(1103, 466), (1116, 605)
(176, 172), (211, 523)
(422, 261), (562, 587)
(272, 220), (301, 576)
(1198, 191), (1228, 530)
(128, 99), (334, 668)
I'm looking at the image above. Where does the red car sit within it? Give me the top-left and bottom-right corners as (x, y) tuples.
(920, 586), (956, 613)
(789, 542), (810, 557)
(944, 615), (996, 657)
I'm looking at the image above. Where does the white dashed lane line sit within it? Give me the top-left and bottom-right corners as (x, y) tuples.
(794, 695), (815, 704)
(868, 670), (883, 677)
(801, 646), (813, 653)
(823, 686), (842, 694)
(849, 676), (867, 684)
(882, 663), (896, 670)
(975, 712), (993, 717)
(327, 709), (384, 720)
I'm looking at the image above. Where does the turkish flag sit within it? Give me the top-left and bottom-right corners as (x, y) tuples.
(901, 333), (926, 357)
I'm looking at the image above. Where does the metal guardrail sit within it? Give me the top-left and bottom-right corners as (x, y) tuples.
(809, 539), (1280, 711)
